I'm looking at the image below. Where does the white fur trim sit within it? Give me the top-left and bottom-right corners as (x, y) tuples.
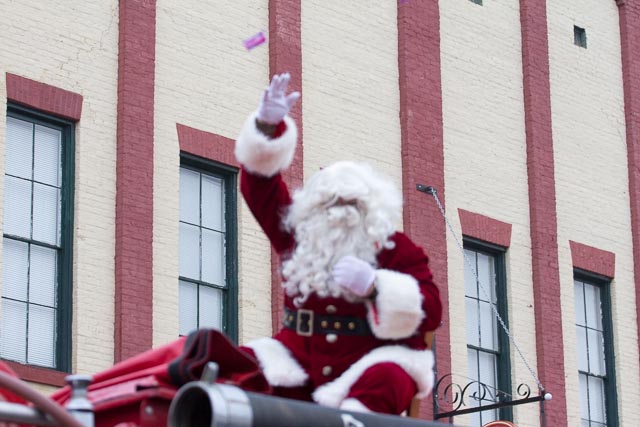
(312, 346), (434, 408)
(339, 398), (372, 413)
(366, 269), (424, 339)
(244, 337), (308, 387)
(235, 111), (298, 177)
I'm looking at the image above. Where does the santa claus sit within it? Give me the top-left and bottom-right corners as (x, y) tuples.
(235, 73), (442, 415)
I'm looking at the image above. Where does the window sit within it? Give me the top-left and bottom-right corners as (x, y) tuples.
(178, 154), (237, 341)
(574, 274), (618, 426)
(464, 241), (511, 425)
(1, 105), (74, 371)
(574, 25), (587, 48)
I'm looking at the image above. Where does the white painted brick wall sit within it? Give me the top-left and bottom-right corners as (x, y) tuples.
(301, 1), (402, 193)
(153, 0), (272, 346)
(0, 1), (119, 376)
(440, 1), (539, 425)
(548, 0), (640, 424)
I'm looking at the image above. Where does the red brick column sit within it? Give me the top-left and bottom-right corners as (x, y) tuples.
(114, 0), (156, 362)
(268, 0), (303, 332)
(519, 1), (567, 424)
(616, 0), (640, 370)
(398, 0), (448, 420)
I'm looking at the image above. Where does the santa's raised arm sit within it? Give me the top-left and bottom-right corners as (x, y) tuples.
(235, 73), (442, 415)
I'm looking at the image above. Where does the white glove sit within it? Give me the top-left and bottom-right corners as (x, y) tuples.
(332, 256), (376, 297)
(257, 73), (301, 125)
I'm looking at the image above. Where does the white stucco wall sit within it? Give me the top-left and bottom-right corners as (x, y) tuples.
(440, 1), (538, 425)
(0, 0), (119, 376)
(153, 0), (272, 346)
(548, 0), (640, 424)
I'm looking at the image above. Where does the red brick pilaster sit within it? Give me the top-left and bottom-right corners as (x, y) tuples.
(114, 0), (156, 362)
(398, 0), (448, 420)
(520, 0), (567, 424)
(616, 0), (640, 369)
(268, 0), (303, 332)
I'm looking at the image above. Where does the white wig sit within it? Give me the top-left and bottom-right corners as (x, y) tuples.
(282, 161), (403, 305)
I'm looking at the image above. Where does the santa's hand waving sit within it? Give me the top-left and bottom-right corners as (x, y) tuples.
(257, 73), (300, 125)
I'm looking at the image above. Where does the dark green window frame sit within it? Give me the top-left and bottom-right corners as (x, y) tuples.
(464, 238), (512, 423)
(574, 269), (619, 427)
(179, 153), (238, 342)
(1, 103), (74, 372)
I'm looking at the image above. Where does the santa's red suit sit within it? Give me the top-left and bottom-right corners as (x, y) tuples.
(235, 110), (443, 415)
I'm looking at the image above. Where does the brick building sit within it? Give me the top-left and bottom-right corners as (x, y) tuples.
(0, 1), (639, 426)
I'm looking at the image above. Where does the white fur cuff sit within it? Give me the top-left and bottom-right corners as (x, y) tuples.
(366, 269), (424, 339)
(244, 337), (308, 387)
(312, 346), (435, 408)
(234, 111), (298, 177)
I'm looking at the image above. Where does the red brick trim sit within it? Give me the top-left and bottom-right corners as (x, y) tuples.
(268, 0), (303, 333)
(616, 0), (640, 368)
(114, 0), (156, 362)
(398, 1), (448, 420)
(458, 209), (512, 248)
(176, 124), (239, 168)
(3, 360), (66, 387)
(520, 1), (567, 424)
(5, 73), (83, 121)
(569, 241), (615, 279)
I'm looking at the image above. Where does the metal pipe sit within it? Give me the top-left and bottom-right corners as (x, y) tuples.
(0, 401), (56, 426)
(0, 371), (83, 427)
(168, 363), (450, 427)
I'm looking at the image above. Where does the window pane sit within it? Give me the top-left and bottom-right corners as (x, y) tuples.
(201, 174), (224, 231)
(178, 280), (197, 335)
(587, 329), (606, 376)
(179, 223), (200, 280)
(465, 297), (479, 347)
(479, 301), (497, 350)
(29, 245), (57, 307)
(180, 168), (200, 225)
(0, 299), (27, 363)
(467, 348), (479, 384)
(199, 285), (222, 330)
(33, 125), (61, 187)
(579, 373), (589, 421)
(6, 117), (33, 180)
(27, 304), (55, 367)
(476, 252), (495, 303)
(584, 284), (602, 330)
(574, 280), (586, 326)
(478, 351), (497, 395)
(202, 229), (224, 286)
(4, 176), (32, 238)
(32, 183), (60, 246)
(464, 249), (477, 298)
(576, 326), (588, 372)
(2, 238), (29, 301)
(588, 376), (606, 424)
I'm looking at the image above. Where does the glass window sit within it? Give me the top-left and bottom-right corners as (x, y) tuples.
(1, 107), (74, 371)
(464, 242), (511, 425)
(178, 157), (237, 340)
(575, 275), (618, 426)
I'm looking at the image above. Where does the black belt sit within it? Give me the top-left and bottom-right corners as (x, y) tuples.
(282, 307), (372, 337)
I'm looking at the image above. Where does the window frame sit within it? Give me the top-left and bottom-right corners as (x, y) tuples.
(463, 237), (512, 423)
(2, 103), (75, 373)
(179, 153), (238, 342)
(574, 269), (619, 427)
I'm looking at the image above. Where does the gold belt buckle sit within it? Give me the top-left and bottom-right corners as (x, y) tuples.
(296, 309), (314, 337)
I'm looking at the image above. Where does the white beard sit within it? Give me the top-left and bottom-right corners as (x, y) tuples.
(281, 204), (378, 306)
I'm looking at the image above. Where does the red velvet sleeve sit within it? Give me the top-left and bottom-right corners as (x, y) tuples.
(240, 167), (295, 255)
(377, 232), (443, 333)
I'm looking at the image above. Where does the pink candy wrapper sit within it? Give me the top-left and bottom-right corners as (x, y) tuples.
(243, 31), (266, 50)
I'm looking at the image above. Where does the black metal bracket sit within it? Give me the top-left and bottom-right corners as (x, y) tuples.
(416, 184), (436, 195)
